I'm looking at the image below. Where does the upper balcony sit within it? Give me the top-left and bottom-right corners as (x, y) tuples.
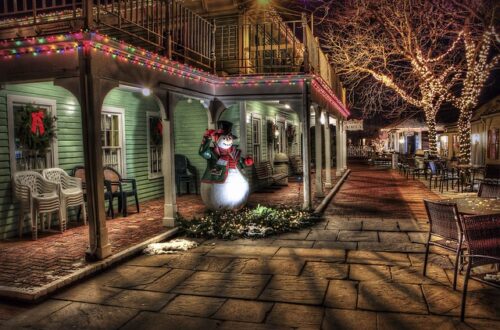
(0, 1), (345, 101)
(215, 10), (345, 100)
(0, 0), (215, 71)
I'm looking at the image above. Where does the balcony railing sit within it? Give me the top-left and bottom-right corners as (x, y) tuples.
(216, 18), (305, 75)
(0, 0), (215, 72)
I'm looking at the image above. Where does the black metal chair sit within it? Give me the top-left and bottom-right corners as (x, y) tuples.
(103, 166), (139, 217)
(72, 165), (115, 219)
(478, 164), (500, 185)
(175, 154), (198, 195)
(459, 214), (500, 321)
(427, 161), (445, 190)
(478, 182), (500, 198)
(423, 200), (466, 290)
(439, 163), (460, 193)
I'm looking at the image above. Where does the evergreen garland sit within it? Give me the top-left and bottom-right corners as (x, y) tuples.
(177, 205), (320, 240)
(14, 104), (57, 155)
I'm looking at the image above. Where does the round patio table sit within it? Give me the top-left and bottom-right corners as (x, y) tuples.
(440, 197), (500, 216)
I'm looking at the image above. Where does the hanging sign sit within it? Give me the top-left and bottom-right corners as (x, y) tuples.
(345, 119), (363, 131)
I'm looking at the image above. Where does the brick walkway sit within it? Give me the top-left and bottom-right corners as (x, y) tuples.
(0, 200), (167, 291)
(2, 166), (499, 329)
(0, 174), (331, 292)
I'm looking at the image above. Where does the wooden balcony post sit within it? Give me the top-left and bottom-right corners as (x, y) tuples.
(77, 43), (117, 261)
(336, 116), (343, 176)
(342, 120), (348, 170)
(324, 114), (333, 188)
(211, 21), (216, 74)
(314, 105), (324, 198)
(83, 0), (94, 30)
(157, 91), (179, 227)
(302, 81), (312, 209)
(301, 13), (310, 73)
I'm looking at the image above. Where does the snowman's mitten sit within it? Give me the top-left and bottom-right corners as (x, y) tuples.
(203, 129), (216, 138)
(244, 157), (254, 167)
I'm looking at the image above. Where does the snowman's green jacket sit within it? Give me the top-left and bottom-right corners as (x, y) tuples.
(199, 137), (247, 184)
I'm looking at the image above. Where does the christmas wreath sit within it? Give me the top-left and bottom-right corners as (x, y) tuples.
(14, 104), (57, 156)
(286, 124), (296, 144)
(267, 120), (278, 144)
(149, 116), (163, 146)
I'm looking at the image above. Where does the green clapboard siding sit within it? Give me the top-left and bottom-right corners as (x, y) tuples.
(0, 83), (165, 238)
(0, 81), (84, 238)
(173, 100), (209, 194)
(102, 88), (164, 204)
(244, 101), (301, 191)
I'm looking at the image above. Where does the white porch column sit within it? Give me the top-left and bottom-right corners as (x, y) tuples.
(239, 101), (247, 155)
(314, 106), (324, 197)
(324, 114), (332, 188)
(342, 119), (347, 170)
(302, 84), (312, 209)
(336, 117), (342, 176)
(161, 92), (178, 227)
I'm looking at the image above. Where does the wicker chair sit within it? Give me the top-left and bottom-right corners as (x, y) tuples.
(423, 200), (465, 290)
(103, 166), (139, 217)
(43, 168), (86, 225)
(478, 182), (500, 198)
(13, 171), (63, 240)
(459, 214), (500, 321)
(72, 166), (115, 218)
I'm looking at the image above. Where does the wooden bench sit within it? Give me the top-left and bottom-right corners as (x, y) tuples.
(254, 161), (288, 185)
(289, 155), (303, 175)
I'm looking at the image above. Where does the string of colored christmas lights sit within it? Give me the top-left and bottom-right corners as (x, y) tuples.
(0, 31), (350, 118)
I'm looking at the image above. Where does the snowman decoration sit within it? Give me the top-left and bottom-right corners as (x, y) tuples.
(199, 120), (254, 210)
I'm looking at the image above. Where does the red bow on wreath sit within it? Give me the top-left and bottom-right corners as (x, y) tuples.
(155, 121), (163, 136)
(31, 111), (45, 136)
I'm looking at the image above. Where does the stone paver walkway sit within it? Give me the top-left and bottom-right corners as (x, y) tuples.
(2, 165), (499, 329)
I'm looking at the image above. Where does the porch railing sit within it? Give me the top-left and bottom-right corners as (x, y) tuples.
(0, 0), (215, 72)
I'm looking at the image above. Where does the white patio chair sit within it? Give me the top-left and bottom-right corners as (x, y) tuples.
(42, 168), (86, 226)
(13, 171), (63, 240)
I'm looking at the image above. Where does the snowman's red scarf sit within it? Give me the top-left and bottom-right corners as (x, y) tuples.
(214, 145), (241, 169)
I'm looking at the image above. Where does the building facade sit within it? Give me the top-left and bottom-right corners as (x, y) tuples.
(0, 0), (349, 259)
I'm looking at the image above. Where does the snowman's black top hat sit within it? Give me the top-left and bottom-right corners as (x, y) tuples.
(216, 120), (238, 139)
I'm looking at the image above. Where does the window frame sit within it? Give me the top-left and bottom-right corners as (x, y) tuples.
(251, 113), (262, 164)
(146, 111), (163, 179)
(7, 94), (59, 176)
(101, 106), (126, 176)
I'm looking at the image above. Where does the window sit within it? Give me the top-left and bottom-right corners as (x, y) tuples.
(7, 95), (58, 173)
(147, 112), (163, 178)
(276, 120), (286, 153)
(101, 107), (125, 174)
(251, 115), (262, 164)
(488, 128), (499, 160)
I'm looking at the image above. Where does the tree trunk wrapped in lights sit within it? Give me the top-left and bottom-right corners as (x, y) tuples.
(453, 24), (499, 164)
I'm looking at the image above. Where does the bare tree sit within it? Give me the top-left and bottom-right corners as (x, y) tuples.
(321, 0), (465, 154)
(445, 1), (499, 163)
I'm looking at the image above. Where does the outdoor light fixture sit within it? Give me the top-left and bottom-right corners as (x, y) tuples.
(187, 98), (192, 104)
(399, 137), (405, 144)
(275, 129), (279, 137)
(284, 104), (290, 109)
(141, 87), (151, 96)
